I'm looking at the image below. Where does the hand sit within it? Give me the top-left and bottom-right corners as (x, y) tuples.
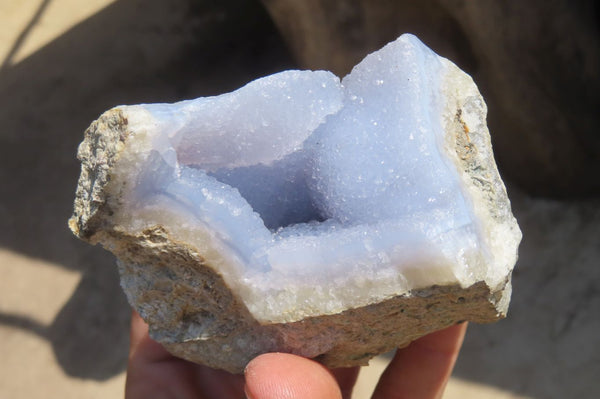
(126, 311), (467, 399)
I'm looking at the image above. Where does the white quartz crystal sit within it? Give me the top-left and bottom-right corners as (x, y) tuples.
(71, 34), (521, 371)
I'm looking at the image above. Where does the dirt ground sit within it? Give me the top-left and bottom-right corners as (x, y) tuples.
(1, 1), (599, 398)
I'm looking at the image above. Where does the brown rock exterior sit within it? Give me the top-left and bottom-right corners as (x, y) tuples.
(79, 221), (510, 373)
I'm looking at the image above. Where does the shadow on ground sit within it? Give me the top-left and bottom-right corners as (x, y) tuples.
(0, 1), (598, 397)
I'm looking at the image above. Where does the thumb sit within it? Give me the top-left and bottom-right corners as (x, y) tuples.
(244, 353), (342, 399)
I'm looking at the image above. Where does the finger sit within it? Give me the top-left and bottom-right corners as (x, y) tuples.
(129, 310), (147, 357)
(245, 353), (343, 399)
(372, 322), (468, 399)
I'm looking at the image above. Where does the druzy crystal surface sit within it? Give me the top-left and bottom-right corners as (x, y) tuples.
(70, 34), (521, 372)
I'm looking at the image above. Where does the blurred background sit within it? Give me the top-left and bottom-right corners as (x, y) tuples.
(0, 0), (598, 397)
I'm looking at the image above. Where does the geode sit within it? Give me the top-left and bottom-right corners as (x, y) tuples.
(69, 34), (521, 373)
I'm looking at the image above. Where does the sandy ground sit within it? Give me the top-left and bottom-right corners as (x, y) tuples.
(1, 1), (599, 398)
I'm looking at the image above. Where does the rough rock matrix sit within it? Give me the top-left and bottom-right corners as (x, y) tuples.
(70, 34), (521, 373)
